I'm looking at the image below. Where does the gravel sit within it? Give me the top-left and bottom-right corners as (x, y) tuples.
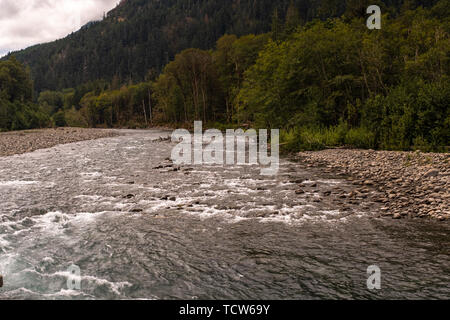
(0, 127), (119, 157)
(296, 149), (450, 221)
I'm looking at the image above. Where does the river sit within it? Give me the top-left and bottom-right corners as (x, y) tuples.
(0, 130), (448, 299)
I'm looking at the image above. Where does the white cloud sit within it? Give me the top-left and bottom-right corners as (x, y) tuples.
(0, 0), (119, 56)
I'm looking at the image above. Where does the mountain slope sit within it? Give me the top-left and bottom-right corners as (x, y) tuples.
(6, 0), (306, 92)
(5, 0), (434, 92)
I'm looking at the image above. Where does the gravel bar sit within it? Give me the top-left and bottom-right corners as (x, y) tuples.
(0, 127), (119, 157)
(296, 149), (450, 221)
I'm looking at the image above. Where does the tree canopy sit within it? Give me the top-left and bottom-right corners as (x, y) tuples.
(1, 0), (448, 152)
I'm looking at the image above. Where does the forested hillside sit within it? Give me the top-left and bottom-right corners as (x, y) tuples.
(1, 0), (448, 152)
(0, 57), (50, 131)
(7, 0), (310, 92)
(4, 0), (433, 92)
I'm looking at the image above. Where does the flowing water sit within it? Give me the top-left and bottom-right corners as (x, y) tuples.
(0, 130), (448, 300)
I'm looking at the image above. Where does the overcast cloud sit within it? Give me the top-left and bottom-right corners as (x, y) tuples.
(0, 0), (119, 57)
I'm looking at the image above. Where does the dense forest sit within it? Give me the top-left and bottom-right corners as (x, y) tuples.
(0, 57), (51, 130)
(1, 0), (449, 152)
(5, 0), (327, 92)
(4, 0), (430, 92)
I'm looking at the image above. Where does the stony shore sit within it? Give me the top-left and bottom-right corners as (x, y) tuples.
(0, 128), (119, 157)
(296, 149), (449, 221)
(1, 129), (448, 221)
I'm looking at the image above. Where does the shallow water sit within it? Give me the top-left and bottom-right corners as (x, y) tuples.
(0, 130), (448, 300)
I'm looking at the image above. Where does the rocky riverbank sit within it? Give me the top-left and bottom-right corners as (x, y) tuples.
(0, 128), (119, 157)
(296, 149), (449, 221)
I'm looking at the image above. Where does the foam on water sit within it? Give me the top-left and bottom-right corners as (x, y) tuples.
(1, 287), (95, 299)
(1, 130), (448, 300)
(28, 211), (106, 236)
(316, 179), (343, 185)
(54, 271), (133, 296)
(0, 180), (38, 187)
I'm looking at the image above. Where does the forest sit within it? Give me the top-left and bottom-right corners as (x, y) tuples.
(0, 57), (51, 130)
(4, 0), (433, 92)
(0, 0), (448, 152)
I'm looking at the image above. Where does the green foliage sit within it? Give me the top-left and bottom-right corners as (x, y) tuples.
(280, 127), (304, 152)
(280, 123), (347, 152)
(0, 56), (33, 102)
(280, 124), (376, 153)
(6, 0), (437, 93)
(239, 5), (449, 152)
(1, 1), (447, 154)
(345, 127), (377, 149)
(64, 107), (88, 128)
(154, 48), (220, 123)
(6, 0), (325, 93)
(0, 57), (51, 131)
(38, 90), (64, 114)
(363, 80), (450, 151)
(52, 110), (67, 127)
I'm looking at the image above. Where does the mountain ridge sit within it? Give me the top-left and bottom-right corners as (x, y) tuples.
(7, 0), (299, 92)
(4, 0), (437, 93)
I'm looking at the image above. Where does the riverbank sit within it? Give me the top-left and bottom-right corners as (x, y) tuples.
(1, 130), (449, 299)
(296, 149), (449, 221)
(0, 128), (119, 157)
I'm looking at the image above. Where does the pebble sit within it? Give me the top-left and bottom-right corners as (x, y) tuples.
(393, 213), (402, 219)
(424, 169), (439, 178)
(297, 149), (449, 221)
(0, 128), (118, 157)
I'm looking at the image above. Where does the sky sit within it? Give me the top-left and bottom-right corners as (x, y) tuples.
(0, 0), (120, 57)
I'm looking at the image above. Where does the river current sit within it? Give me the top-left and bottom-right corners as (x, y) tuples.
(0, 130), (448, 299)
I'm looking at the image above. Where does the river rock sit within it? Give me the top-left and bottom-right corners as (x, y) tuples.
(0, 128), (118, 157)
(296, 149), (449, 221)
(393, 213), (402, 219)
(424, 169), (439, 178)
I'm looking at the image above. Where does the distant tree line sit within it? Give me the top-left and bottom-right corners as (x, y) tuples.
(0, 57), (51, 131)
(1, 0), (448, 152)
(5, 0), (440, 93)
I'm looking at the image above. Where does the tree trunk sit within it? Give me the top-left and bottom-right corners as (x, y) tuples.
(148, 89), (153, 125)
(142, 100), (148, 126)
